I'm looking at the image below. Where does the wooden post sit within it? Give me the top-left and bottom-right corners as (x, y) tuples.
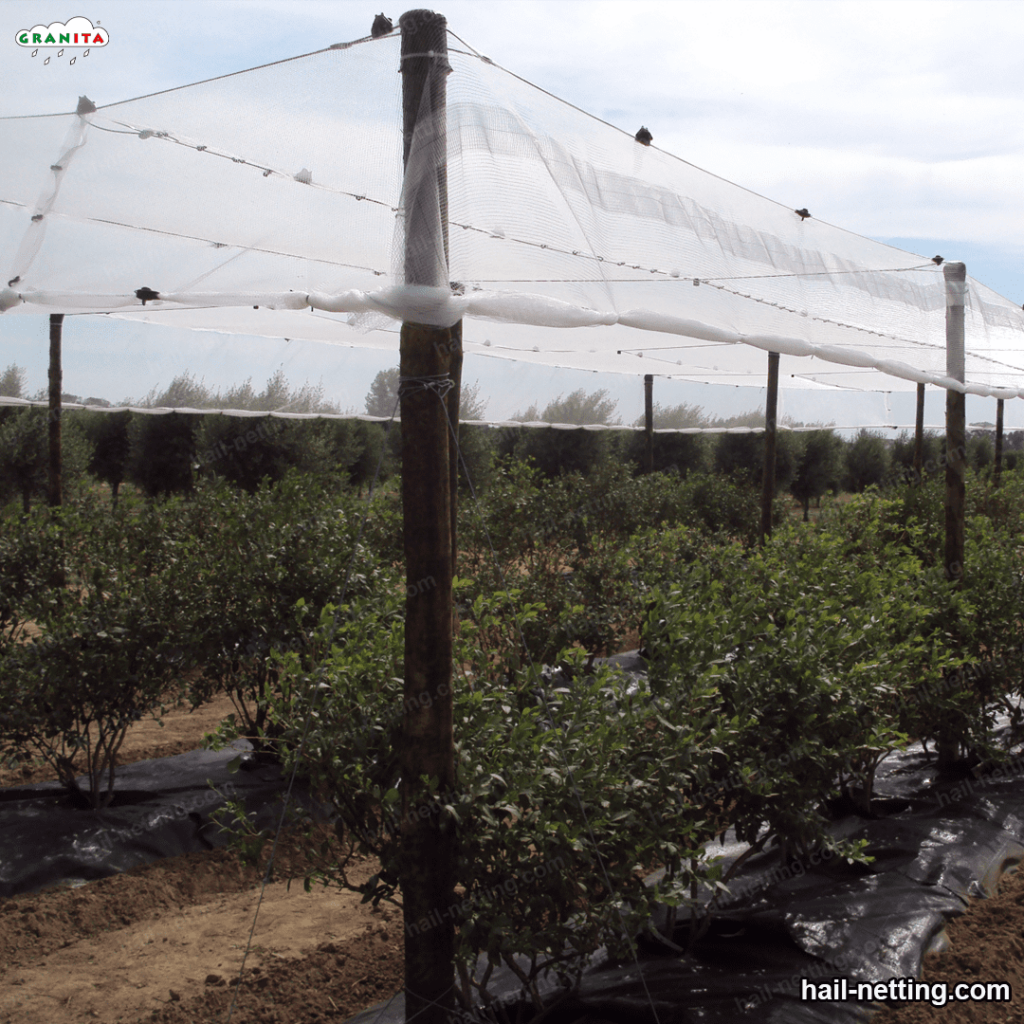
(446, 321), (462, 573)
(944, 262), (966, 586)
(47, 313), (63, 508)
(938, 262), (966, 769)
(644, 373), (654, 475)
(914, 382), (925, 483)
(398, 11), (456, 1024)
(760, 351), (780, 544)
(995, 398), (1004, 487)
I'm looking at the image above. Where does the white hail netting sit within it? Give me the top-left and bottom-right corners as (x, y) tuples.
(2, 29), (1024, 419)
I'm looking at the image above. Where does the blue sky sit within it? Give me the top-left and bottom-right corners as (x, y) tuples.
(2, 0), (1023, 428)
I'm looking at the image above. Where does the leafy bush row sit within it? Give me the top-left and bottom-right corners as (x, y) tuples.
(243, 474), (1024, 1008)
(0, 474), (401, 805)
(4, 459), (1024, 1012)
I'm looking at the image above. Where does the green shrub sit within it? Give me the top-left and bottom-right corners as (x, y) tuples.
(208, 473), (1024, 1013)
(186, 473), (400, 755)
(644, 500), (959, 847)
(0, 504), (65, 652)
(257, 595), (724, 1011)
(458, 462), (642, 667)
(0, 495), (195, 806)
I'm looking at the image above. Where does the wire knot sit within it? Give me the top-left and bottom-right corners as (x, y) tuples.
(398, 373), (454, 399)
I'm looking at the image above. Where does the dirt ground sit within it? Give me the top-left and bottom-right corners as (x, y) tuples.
(873, 867), (1024, 1024)
(0, 696), (403, 1024)
(2, 696), (1023, 1023)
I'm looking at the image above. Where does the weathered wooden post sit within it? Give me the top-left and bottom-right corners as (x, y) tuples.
(398, 10), (457, 1024)
(914, 382), (925, 483)
(760, 351), (780, 543)
(447, 321), (463, 572)
(47, 313), (63, 507)
(944, 262), (966, 586)
(995, 397), (1004, 487)
(938, 262), (966, 769)
(644, 373), (654, 475)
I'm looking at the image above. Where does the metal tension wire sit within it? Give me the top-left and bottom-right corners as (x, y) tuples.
(398, 373), (454, 399)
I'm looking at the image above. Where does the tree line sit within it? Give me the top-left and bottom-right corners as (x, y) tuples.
(0, 363), (1012, 513)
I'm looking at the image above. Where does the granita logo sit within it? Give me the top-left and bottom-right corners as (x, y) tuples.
(16, 17), (107, 65)
(16, 16), (108, 46)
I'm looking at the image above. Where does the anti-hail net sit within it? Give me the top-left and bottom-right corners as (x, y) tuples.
(2, 28), (1024, 419)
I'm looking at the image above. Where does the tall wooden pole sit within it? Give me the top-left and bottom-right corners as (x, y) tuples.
(47, 313), (63, 508)
(760, 351), (780, 544)
(995, 398), (1004, 487)
(914, 382), (925, 483)
(447, 322), (462, 573)
(398, 11), (456, 1024)
(938, 262), (966, 769)
(644, 373), (654, 475)
(944, 262), (966, 586)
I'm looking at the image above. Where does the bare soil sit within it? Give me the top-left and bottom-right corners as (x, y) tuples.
(0, 696), (402, 1024)
(2, 695), (1022, 1022)
(874, 867), (1024, 1024)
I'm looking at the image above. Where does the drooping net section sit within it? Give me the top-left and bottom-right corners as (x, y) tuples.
(0, 40), (403, 316)
(1, 28), (1023, 417)
(439, 38), (1024, 398)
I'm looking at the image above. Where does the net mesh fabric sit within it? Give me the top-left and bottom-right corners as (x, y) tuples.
(2, 29), (1023, 416)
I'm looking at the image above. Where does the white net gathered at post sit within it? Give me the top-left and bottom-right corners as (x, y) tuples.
(2, 26), (1024, 419)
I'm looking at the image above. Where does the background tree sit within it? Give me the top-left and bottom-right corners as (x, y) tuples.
(641, 400), (706, 430)
(504, 388), (621, 478)
(365, 367), (404, 476)
(713, 428), (800, 493)
(196, 415), (295, 492)
(0, 408), (90, 512)
(125, 372), (208, 498)
(843, 429), (891, 492)
(625, 401), (709, 477)
(709, 407), (801, 483)
(790, 429), (843, 520)
(128, 369), (346, 498)
(708, 408), (769, 429)
(337, 419), (391, 493)
(0, 363), (27, 398)
(451, 381), (494, 492)
(891, 429), (942, 484)
(79, 410), (132, 506)
(365, 367), (401, 419)
(515, 388), (620, 427)
(0, 409), (47, 512)
(366, 369), (492, 489)
(139, 370), (214, 410)
(195, 370), (346, 492)
(127, 413), (198, 499)
(967, 432), (994, 476)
